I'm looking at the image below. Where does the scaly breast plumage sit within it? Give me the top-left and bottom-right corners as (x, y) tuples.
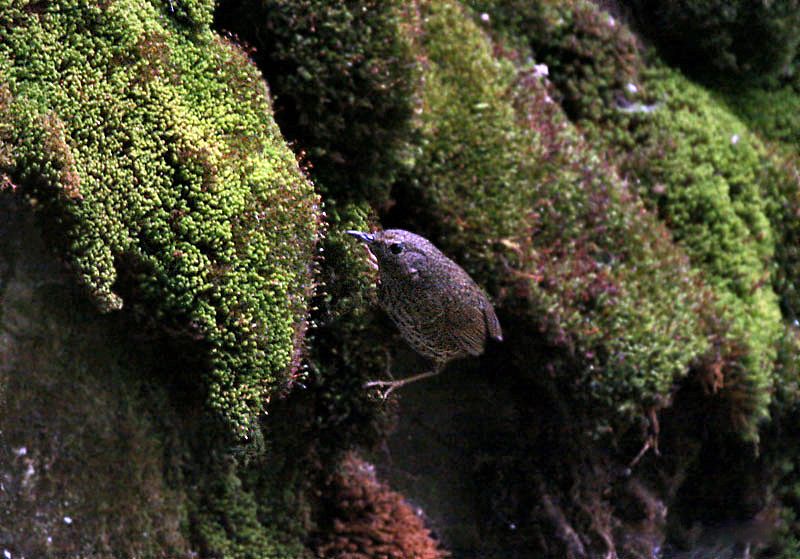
(379, 280), (466, 363)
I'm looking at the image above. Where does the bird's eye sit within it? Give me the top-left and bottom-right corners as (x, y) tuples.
(389, 242), (404, 255)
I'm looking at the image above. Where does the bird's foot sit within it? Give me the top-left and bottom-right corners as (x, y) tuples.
(364, 369), (441, 400)
(364, 378), (405, 400)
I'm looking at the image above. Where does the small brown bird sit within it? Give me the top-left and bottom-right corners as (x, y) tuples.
(346, 229), (502, 396)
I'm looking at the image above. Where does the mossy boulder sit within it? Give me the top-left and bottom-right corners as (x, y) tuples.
(0, 0), (320, 435)
(393, 0), (710, 430)
(6, 0), (791, 556)
(474, 0), (787, 437)
(215, 0), (417, 206)
(722, 86), (800, 149)
(0, 198), (314, 558)
(622, 0), (800, 85)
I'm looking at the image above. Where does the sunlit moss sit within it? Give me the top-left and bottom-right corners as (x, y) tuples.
(472, 0), (786, 437)
(0, 0), (320, 434)
(216, 0), (417, 207)
(394, 0), (710, 429)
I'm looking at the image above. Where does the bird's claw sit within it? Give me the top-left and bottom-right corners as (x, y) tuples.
(363, 369), (440, 400)
(364, 379), (401, 400)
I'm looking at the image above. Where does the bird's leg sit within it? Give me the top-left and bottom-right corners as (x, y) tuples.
(364, 367), (442, 399)
(382, 348), (394, 379)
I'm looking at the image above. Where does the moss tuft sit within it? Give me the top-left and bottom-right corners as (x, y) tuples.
(314, 452), (449, 559)
(0, 0), (320, 434)
(390, 0), (710, 429)
(215, 0), (418, 207)
(476, 0), (785, 437)
(621, 0), (800, 85)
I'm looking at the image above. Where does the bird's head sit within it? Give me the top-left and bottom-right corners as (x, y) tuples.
(346, 229), (437, 279)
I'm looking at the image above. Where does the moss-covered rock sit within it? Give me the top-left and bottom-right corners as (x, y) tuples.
(722, 86), (800, 149)
(473, 0), (786, 437)
(393, 0), (709, 430)
(215, 0), (418, 207)
(0, 195), (312, 558)
(303, 200), (395, 452)
(12, 0), (781, 555)
(0, 0), (320, 434)
(621, 0), (800, 85)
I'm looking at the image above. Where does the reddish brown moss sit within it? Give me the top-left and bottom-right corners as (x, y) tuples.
(315, 452), (449, 559)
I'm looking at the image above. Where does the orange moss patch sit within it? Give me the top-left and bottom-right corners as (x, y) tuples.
(316, 452), (449, 559)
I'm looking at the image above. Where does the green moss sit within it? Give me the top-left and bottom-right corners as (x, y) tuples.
(394, 0), (710, 428)
(189, 459), (310, 559)
(637, 68), (781, 419)
(215, 0), (418, 206)
(0, 0), (320, 434)
(721, 86), (800, 149)
(480, 0), (785, 436)
(621, 0), (800, 85)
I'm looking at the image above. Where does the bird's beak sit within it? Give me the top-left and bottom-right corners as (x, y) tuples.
(345, 230), (375, 244)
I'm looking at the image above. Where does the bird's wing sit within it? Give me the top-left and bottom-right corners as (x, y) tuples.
(453, 303), (487, 356)
(449, 291), (502, 356)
